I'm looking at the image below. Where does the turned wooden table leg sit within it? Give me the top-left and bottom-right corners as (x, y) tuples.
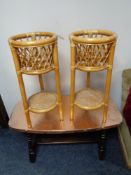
(98, 130), (106, 160)
(27, 133), (37, 163)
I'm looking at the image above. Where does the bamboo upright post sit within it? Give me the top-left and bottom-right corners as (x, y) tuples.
(17, 74), (32, 129)
(9, 46), (32, 129)
(53, 42), (63, 121)
(102, 42), (116, 127)
(87, 72), (90, 88)
(38, 75), (44, 91)
(70, 41), (76, 121)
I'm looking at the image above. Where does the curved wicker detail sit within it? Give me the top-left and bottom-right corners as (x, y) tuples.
(70, 30), (117, 71)
(75, 89), (104, 110)
(28, 92), (57, 113)
(75, 43), (112, 70)
(16, 45), (54, 74)
(9, 32), (56, 74)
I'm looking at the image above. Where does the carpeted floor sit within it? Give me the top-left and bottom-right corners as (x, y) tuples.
(0, 128), (131, 175)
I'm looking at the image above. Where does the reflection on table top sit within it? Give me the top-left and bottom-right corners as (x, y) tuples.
(9, 96), (122, 133)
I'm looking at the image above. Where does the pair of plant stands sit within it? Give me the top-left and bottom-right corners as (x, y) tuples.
(8, 30), (122, 163)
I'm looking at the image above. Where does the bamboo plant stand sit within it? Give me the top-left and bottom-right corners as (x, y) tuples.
(9, 96), (122, 163)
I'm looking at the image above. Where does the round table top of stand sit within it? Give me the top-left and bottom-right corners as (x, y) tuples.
(9, 96), (122, 133)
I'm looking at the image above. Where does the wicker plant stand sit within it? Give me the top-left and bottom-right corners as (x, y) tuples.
(69, 30), (117, 128)
(9, 96), (122, 163)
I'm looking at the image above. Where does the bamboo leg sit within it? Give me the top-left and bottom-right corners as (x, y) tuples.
(70, 42), (76, 121)
(9, 46), (32, 129)
(38, 74), (44, 91)
(17, 74), (32, 129)
(102, 43), (116, 128)
(87, 72), (90, 88)
(102, 69), (112, 128)
(102, 105), (108, 128)
(54, 68), (63, 121)
(70, 68), (75, 120)
(54, 43), (63, 121)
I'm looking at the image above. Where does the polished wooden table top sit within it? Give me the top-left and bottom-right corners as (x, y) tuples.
(9, 96), (122, 133)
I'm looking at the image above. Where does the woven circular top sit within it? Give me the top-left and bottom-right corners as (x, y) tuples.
(28, 92), (57, 113)
(70, 29), (117, 44)
(75, 88), (104, 110)
(9, 32), (56, 47)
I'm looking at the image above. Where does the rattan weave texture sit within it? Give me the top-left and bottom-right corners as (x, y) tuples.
(29, 92), (57, 113)
(75, 88), (104, 109)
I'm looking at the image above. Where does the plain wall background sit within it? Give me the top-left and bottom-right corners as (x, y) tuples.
(0, 0), (131, 116)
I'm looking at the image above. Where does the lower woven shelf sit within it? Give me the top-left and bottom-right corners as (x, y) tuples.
(28, 91), (57, 113)
(75, 88), (104, 110)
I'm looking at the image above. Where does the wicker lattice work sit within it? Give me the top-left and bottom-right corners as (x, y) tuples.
(70, 30), (117, 127)
(75, 42), (112, 68)
(9, 32), (56, 74)
(9, 32), (63, 129)
(16, 45), (54, 72)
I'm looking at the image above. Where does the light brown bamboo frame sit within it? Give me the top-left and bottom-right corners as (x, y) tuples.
(9, 32), (63, 129)
(70, 29), (117, 127)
